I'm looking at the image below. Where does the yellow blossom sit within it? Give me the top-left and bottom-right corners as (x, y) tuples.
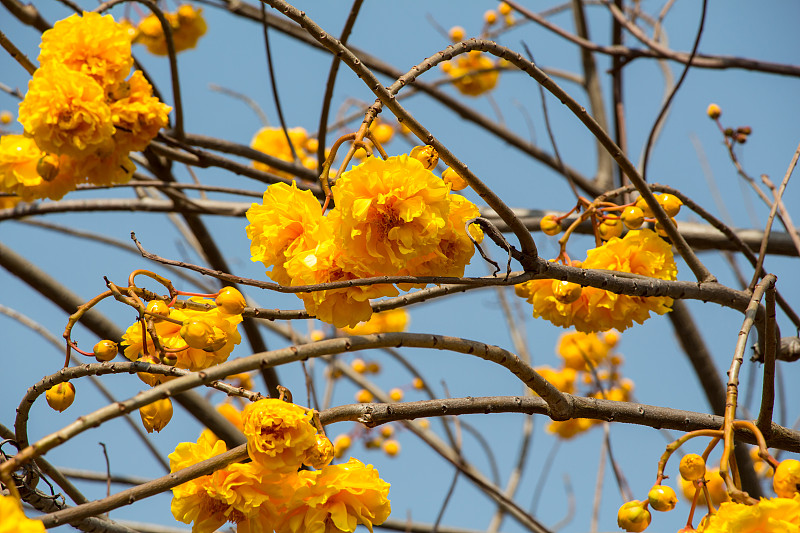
(557, 331), (611, 371)
(547, 417), (597, 439)
(246, 181), (323, 285)
(342, 308), (409, 335)
(250, 127), (314, 179)
(199, 402), (245, 445)
(441, 51), (500, 97)
(134, 5), (208, 56)
(121, 297), (242, 376)
(19, 63), (114, 158)
(0, 134), (82, 201)
(332, 155), (451, 274)
(515, 229), (677, 332)
(108, 70), (171, 152)
(169, 437), (290, 533)
(38, 12), (133, 88)
(0, 494), (46, 533)
(279, 458), (391, 533)
(534, 366), (577, 394)
(139, 397), (173, 433)
(678, 467), (730, 507)
(241, 398), (319, 472)
(79, 142), (136, 187)
(698, 494), (800, 533)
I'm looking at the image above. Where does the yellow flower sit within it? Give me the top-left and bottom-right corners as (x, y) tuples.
(285, 215), (397, 328)
(250, 127), (314, 179)
(38, 12), (133, 88)
(342, 308), (409, 335)
(79, 143), (136, 187)
(19, 63), (114, 158)
(169, 438), (289, 533)
(332, 155), (451, 274)
(547, 417), (597, 439)
(0, 134), (83, 201)
(139, 397), (173, 433)
(534, 366), (577, 394)
(774, 459), (800, 498)
(0, 494), (46, 533)
(279, 458), (391, 533)
(516, 230), (677, 332)
(121, 297), (242, 375)
(241, 398), (319, 473)
(108, 70), (171, 152)
(557, 331), (611, 371)
(134, 5), (208, 56)
(441, 51), (500, 97)
(678, 467), (730, 507)
(246, 181), (323, 286)
(698, 494), (800, 533)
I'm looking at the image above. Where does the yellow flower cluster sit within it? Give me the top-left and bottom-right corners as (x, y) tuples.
(0, 494), (45, 533)
(122, 297), (243, 385)
(133, 4), (207, 56)
(441, 50), (501, 97)
(4, 12), (171, 202)
(170, 399), (391, 533)
(697, 494), (800, 533)
(250, 127), (319, 179)
(342, 308), (409, 336)
(536, 331), (632, 439)
(515, 229), (677, 332)
(246, 154), (483, 328)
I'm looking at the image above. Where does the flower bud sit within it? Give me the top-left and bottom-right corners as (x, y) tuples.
(657, 194), (682, 217)
(161, 352), (179, 366)
(383, 439), (401, 457)
(46, 382), (75, 412)
(305, 434), (335, 469)
(351, 358), (367, 373)
(380, 425), (394, 438)
(355, 389), (374, 403)
(498, 2), (512, 15)
(448, 26), (465, 42)
(93, 339), (118, 362)
(409, 145), (439, 169)
(737, 126), (752, 135)
(442, 167), (468, 191)
(37, 154), (60, 181)
(413, 377), (425, 389)
(735, 133), (748, 144)
(679, 453), (706, 481)
(139, 397), (173, 433)
(389, 388), (404, 402)
(371, 123), (394, 145)
(552, 280), (582, 304)
(540, 215), (562, 236)
(215, 287), (246, 316)
(634, 196), (655, 218)
(484, 10), (498, 24)
(333, 434), (351, 458)
(621, 206), (645, 229)
(180, 319), (217, 349)
(706, 103), (721, 119)
(654, 217), (677, 238)
(773, 459), (800, 498)
(647, 484), (678, 512)
(0, 110), (12, 124)
(146, 300), (170, 321)
(598, 217), (623, 240)
(617, 500), (651, 532)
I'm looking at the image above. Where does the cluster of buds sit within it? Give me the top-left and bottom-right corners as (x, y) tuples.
(707, 103), (752, 144)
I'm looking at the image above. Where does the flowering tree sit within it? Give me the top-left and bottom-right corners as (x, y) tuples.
(1, 2), (799, 533)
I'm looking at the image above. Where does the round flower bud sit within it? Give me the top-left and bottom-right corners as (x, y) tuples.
(93, 339), (118, 362)
(389, 388), (404, 402)
(484, 10), (498, 24)
(657, 194), (682, 217)
(179, 319), (216, 349)
(367, 362), (381, 374)
(498, 2), (512, 15)
(380, 425), (394, 438)
(0, 110), (12, 124)
(383, 439), (401, 457)
(448, 26), (466, 42)
(540, 215), (562, 236)
(36, 154), (60, 181)
(409, 145), (439, 169)
(161, 351), (179, 366)
(773, 459), (800, 498)
(305, 138), (319, 152)
(634, 196), (655, 218)
(647, 485), (678, 512)
(139, 397), (173, 433)
(356, 389), (374, 403)
(215, 287), (246, 316)
(679, 453), (706, 481)
(333, 434), (351, 458)
(706, 103), (721, 119)
(442, 167), (468, 191)
(735, 133), (748, 144)
(371, 123), (394, 145)
(146, 300), (170, 320)
(617, 500), (651, 532)
(413, 377), (425, 389)
(654, 217), (677, 238)
(351, 358), (367, 373)
(621, 206), (645, 229)
(598, 218), (623, 240)
(603, 330), (620, 348)
(552, 280), (582, 304)
(46, 382), (75, 412)
(738, 126), (752, 136)
(305, 434), (335, 469)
